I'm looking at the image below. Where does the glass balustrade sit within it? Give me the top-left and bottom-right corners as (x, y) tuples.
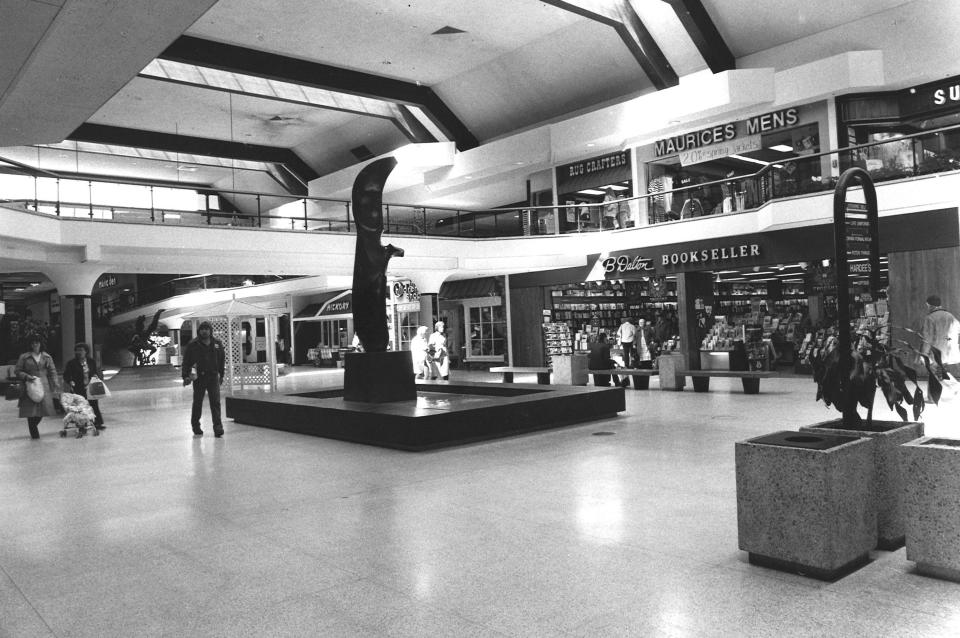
(3, 123), (960, 238)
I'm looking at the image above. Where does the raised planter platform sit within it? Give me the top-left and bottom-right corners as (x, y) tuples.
(736, 430), (877, 581)
(225, 380), (624, 451)
(802, 419), (923, 549)
(902, 437), (960, 582)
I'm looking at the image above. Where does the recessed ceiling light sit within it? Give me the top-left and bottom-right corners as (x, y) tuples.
(770, 144), (793, 152)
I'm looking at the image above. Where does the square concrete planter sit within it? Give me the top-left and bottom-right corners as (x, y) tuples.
(736, 430), (877, 580)
(901, 437), (960, 582)
(801, 419), (923, 550)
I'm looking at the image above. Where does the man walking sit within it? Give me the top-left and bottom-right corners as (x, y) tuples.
(616, 316), (636, 368)
(921, 294), (960, 380)
(182, 321), (226, 437)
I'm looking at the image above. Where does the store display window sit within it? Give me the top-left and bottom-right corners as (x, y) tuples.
(646, 122), (822, 223)
(319, 319), (349, 348)
(467, 304), (506, 358)
(555, 151), (634, 234)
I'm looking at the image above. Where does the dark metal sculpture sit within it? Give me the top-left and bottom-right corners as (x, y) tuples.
(127, 308), (164, 366)
(351, 157), (403, 352)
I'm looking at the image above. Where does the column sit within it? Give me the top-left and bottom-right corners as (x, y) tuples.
(676, 272), (715, 371)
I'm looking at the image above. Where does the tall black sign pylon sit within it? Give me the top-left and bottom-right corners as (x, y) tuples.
(832, 167), (881, 424)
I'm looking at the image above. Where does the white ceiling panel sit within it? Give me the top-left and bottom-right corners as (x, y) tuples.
(186, 0), (585, 84)
(88, 77), (360, 147)
(294, 117), (409, 177)
(437, 19), (650, 141)
(702, 0), (919, 58)
(0, 0), (61, 96)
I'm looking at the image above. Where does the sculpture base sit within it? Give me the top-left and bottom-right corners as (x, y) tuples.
(225, 381), (624, 451)
(343, 351), (416, 403)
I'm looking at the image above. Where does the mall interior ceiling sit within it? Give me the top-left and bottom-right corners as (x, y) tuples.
(0, 0), (943, 307)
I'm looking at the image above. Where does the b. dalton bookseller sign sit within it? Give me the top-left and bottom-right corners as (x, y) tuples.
(588, 239), (767, 280)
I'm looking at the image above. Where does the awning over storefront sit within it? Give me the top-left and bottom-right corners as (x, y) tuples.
(294, 290), (351, 320)
(440, 277), (500, 300)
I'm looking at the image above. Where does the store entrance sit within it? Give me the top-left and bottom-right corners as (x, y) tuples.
(698, 257), (889, 371)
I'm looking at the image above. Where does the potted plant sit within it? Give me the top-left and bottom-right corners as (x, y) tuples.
(805, 326), (945, 549)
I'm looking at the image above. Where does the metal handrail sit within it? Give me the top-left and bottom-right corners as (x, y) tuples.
(3, 120), (960, 235)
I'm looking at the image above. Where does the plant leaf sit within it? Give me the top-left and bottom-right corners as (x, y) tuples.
(895, 403), (908, 422)
(931, 345), (944, 368)
(913, 387), (925, 420)
(928, 372), (943, 405)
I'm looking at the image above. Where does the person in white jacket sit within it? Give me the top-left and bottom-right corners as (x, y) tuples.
(921, 294), (960, 379)
(409, 326), (430, 378)
(426, 321), (450, 380)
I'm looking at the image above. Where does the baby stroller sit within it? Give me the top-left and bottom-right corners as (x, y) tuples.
(59, 392), (100, 438)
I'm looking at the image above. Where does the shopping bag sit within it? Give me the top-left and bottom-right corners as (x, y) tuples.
(4, 383), (21, 400)
(25, 377), (44, 403)
(87, 379), (110, 400)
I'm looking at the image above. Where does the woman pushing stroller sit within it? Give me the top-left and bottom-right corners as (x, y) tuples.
(63, 342), (106, 430)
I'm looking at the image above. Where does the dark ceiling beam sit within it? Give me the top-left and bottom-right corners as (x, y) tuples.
(541, 0), (678, 90)
(664, 0), (735, 73)
(68, 123), (318, 184)
(160, 36), (478, 150)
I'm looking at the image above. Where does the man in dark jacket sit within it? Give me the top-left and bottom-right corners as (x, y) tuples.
(182, 321), (226, 437)
(587, 333), (627, 387)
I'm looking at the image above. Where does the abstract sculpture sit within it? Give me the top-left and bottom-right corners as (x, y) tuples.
(350, 156), (403, 352)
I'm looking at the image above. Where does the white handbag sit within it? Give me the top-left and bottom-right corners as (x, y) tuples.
(25, 377), (44, 403)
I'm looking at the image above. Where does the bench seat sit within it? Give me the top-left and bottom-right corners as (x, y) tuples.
(679, 370), (774, 394)
(489, 366), (551, 384)
(589, 368), (658, 389)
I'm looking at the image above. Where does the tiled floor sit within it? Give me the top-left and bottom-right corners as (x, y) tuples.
(1, 367), (959, 637)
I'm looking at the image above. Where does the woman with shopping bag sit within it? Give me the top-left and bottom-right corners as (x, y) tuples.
(63, 342), (106, 430)
(14, 334), (61, 439)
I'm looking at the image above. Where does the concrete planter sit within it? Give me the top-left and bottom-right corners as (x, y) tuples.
(736, 430), (877, 580)
(901, 437), (960, 582)
(801, 419), (923, 549)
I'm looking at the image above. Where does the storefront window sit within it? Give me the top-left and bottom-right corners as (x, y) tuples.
(396, 310), (420, 351)
(467, 305), (506, 358)
(319, 319), (348, 348)
(646, 122), (823, 223)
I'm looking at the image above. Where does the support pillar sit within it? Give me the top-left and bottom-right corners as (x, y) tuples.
(676, 272), (715, 371)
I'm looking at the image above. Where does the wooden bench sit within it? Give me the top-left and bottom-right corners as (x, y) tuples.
(679, 370), (774, 394)
(489, 366), (551, 384)
(589, 369), (658, 389)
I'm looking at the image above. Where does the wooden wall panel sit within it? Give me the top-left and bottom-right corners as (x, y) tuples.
(509, 286), (548, 366)
(888, 246), (960, 360)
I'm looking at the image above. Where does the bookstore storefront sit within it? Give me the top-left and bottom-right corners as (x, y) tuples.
(586, 208), (957, 371)
(638, 102), (831, 224)
(506, 208), (957, 369)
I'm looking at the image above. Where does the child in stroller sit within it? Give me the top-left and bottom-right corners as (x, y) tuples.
(59, 392), (100, 438)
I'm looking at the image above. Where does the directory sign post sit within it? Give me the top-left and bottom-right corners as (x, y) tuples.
(832, 168), (880, 422)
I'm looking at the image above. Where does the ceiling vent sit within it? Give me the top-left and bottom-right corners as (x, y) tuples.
(431, 26), (466, 35)
(350, 145), (375, 161)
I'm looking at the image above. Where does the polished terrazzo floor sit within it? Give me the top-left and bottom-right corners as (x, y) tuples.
(1, 367), (959, 637)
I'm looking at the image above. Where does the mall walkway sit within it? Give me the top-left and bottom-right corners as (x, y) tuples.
(1, 370), (958, 637)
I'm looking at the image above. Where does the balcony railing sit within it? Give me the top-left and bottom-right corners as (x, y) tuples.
(3, 123), (960, 238)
